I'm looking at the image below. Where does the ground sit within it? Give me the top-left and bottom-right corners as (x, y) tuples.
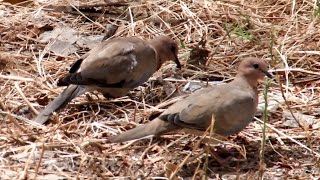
(0, 0), (320, 179)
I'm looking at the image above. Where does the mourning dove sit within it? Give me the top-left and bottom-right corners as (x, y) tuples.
(34, 35), (181, 124)
(107, 57), (273, 143)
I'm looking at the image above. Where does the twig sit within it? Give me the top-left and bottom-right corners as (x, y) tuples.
(169, 115), (216, 179)
(0, 74), (34, 82)
(255, 117), (320, 158)
(33, 142), (45, 179)
(278, 77), (304, 129)
(14, 82), (39, 115)
(259, 79), (272, 178)
(68, 2), (106, 30)
(18, 144), (37, 180)
(0, 110), (44, 129)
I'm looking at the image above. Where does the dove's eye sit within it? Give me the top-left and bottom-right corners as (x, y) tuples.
(253, 63), (259, 69)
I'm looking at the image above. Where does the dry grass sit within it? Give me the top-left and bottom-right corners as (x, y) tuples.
(1, 0), (320, 179)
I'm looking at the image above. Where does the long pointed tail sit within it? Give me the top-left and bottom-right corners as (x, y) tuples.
(34, 85), (86, 124)
(107, 118), (180, 143)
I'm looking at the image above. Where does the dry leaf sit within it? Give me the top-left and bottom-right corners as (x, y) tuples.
(164, 162), (183, 180)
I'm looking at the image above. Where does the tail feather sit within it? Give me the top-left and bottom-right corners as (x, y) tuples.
(34, 85), (86, 124)
(107, 118), (180, 143)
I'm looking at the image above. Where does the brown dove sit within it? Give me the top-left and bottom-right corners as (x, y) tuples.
(107, 57), (273, 143)
(34, 35), (181, 125)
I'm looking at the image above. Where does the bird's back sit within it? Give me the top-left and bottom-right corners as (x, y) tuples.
(160, 79), (257, 136)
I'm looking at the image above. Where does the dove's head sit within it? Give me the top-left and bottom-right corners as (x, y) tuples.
(149, 35), (181, 69)
(237, 57), (273, 86)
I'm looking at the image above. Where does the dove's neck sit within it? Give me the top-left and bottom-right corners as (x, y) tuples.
(148, 41), (165, 70)
(234, 74), (259, 90)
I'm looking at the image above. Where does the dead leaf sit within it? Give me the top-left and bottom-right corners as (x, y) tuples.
(0, 52), (14, 70)
(35, 93), (50, 106)
(150, 156), (164, 164)
(187, 47), (210, 66)
(38, 26), (81, 56)
(76, 35), (104, 49)
(26, 24), (53, 39)
(164, 162), (183, 180)
(2, 0), (31, 5)
(102, 24), (119, 40)
(187, 37), (210, 67)
(282, 111), (316, 128)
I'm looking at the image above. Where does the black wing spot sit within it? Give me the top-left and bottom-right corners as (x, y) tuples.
(159, 113), (183, 125)
(85, 78), (126, 88)
(57, 73), (82, 86)
(158, 114), (168, 121)
(57, 72), (127, 88)
(159, 112), (206, 130)
(159, 113), (177, 122)
(96, 79), (126, 88)
(69, 58), (84, 73)
(57, 78), (69, 86)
